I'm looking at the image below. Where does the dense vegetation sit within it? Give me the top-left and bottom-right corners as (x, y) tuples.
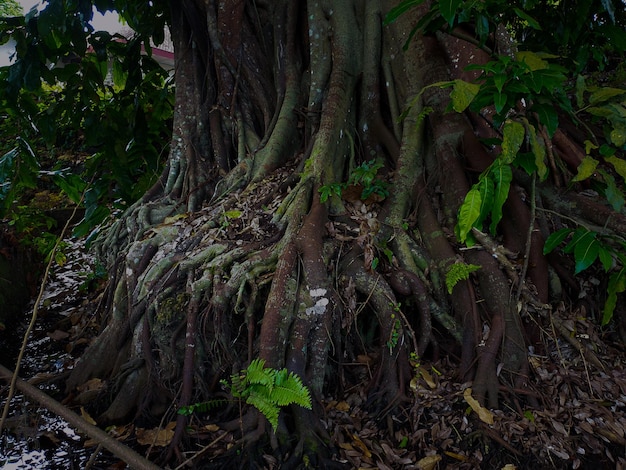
(1, 0), (626, 467)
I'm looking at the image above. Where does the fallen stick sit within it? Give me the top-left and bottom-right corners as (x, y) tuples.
(0, 363), (163, 470)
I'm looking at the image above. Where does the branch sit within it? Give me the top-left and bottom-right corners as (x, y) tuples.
(0, 364), (162, 470)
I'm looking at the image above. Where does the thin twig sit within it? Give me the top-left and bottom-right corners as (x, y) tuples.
(516, 172), (536, 304)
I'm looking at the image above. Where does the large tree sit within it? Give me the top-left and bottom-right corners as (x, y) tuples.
(2, 0), (626, 467)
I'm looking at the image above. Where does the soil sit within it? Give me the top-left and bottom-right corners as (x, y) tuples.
(2, 234), (626, 469)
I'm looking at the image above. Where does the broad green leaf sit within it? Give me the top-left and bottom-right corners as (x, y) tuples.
(489, 163), (512, 234)
(598, 246), (614, 272)
(603, 269), (626, 325)
(37, 1), (65, 50)
(589, 87), (626, 105)
(440, 0), (462, 26)
(587, 106), (613, 117)
(524, 121), (548, 180)
(599, 169), (625, 211)
(610, 124), (626, 147)
(605, 155), (626, 182)
(563, 227), (590, 254)
(516, 51), (548, 71)
(512, 8), (541, 30)
(450, 80), (480, 112)
(493, 92), (507, 114)
(573, 231), (599, 274)
(500, 120), (525, 164)
(571, 156), (599, 182)
(477, 176), (494, 222)
(457, 188), (482, 243)
(383, 0), (425, 24)
(493, 73), (506, 93)
(532, 103), (559, 136)
(543, 228), (573, 254)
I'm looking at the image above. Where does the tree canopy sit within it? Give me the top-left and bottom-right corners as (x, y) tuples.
(0, 0), (22, 18)
(2, 0), (626, 468)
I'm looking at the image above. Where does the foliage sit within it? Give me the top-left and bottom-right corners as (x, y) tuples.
(387, 0), (626, 322)
(319, 159), (389, 203)
(177, 399), (229, 417)
(445, 262), (481, 294)
(221, 359), (312, 431)
(544, 227), (626, 325)
(0, 0), (22, 17)
(0, 0), (173, 243)
(385, 0), (626, 73)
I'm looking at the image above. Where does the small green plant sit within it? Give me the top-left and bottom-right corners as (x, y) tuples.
(177, 399), (229, 416)
(386, 309), (402, 352)
(446, 262), (481, 294)
(222, 358), (311, 431)
(544, 226), (626, 325)
(319, 159), (388, 203)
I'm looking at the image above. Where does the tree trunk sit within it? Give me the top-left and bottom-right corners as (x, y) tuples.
(64, 0), (624, 466)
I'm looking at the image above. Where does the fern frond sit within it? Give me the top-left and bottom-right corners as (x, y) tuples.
(270, 384), (312, 409)
(178, 399), (229, 416)
(244, 359), (275, 390)
(446, 263), (481, 294)
(247, 392), (280, 430)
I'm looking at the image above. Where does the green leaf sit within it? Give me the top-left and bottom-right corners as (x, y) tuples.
(516, 51), (549, 71)
(525, 121), (548, 180)
(584, 140), (599, 154)
(589, 87), (626, 105)
(531, 103), (559, 137)
(610, 124), (626, 147)
(605, 155), (626, 183)
(493, 92), (507, 114)
(603, 269), (626, 325)
(500, 120), (525, 164)
(573, 231), (599, 274)
(571, 156), (599, 182)
(512, 8), (541, 30)
(450, 80), (480, 112)
(383, 0), (425, 24)
(599, 169), (625, 211)
(598, 246), (614, 272)
(477, 176), (494, 221)
(489, 163), (512, 233)
(543, 228), (573, 254)
(457, 188), (482, 243)
(440, 0), (462, 26)
(493, 73), (507, 93)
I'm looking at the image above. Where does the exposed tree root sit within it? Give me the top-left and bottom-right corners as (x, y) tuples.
(61, 0), (624, 466)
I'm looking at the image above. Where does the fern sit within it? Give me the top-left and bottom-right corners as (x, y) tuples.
(446, 263), (481, 294)
(177, 399), (228, 416)
(224, 358), (312, 431)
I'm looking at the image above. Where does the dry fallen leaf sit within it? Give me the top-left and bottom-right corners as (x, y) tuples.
(335, 401), (350, 412)
(80, 406), (97, 425)
(417, 454), (441, 470)
(136, 422), (176, 446)
(463, 388), (494, 425)
(350, 433), (372, 458)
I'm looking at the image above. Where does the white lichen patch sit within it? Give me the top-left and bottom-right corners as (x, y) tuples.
(310, 288), (327, 297)
(305, 296), (329, 316)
